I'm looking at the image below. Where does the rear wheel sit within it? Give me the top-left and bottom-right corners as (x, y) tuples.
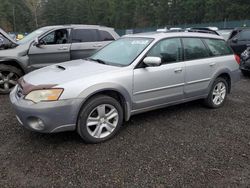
(77, 95), (123, 143)
(204, 77), (228, 108)
(0, 64), (22, 94)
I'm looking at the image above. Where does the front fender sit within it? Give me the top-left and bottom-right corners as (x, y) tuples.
(78, 83), (132, 121)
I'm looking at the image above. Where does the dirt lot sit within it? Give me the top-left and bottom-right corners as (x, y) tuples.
(0, 77), (250, 188)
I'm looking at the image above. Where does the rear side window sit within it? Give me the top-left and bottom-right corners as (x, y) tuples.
(182, 38), (210, 61)
(238, 30), (250, 41)
(204, 39), (233, 56)
(72, 29), (99, 43)
(99, 30), (114, 41)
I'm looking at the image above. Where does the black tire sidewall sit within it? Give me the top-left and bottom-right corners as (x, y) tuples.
(77, 95), (123, 143)
(206, 78), (228, 108)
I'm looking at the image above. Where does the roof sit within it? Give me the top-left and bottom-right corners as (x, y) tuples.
(39, 24), (115, 30)
(123, 31), (224, 40)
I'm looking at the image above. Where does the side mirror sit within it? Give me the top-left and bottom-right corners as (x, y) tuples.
(33, 37), (40, 46)
(232, 38), (238, 43)
(143, 57), (162, 67)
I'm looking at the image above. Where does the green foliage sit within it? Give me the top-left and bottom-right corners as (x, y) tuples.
(0, 0), (250, 32)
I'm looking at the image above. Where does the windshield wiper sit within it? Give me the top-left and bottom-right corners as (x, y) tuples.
(86, 58), (107, 65)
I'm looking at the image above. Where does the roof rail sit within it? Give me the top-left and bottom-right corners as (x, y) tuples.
(186, 28), (220, 35)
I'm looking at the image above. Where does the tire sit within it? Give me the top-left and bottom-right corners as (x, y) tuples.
(204, 77), (229, 109)
(0, 64), (23, 94)
(77, 95), (124, 144)
(241, 70), (250, 77)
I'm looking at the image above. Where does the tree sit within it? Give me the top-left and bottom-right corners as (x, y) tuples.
(24, 0), (43, 28)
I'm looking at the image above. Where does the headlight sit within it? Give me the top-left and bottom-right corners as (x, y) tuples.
(25, 89), (64, 103)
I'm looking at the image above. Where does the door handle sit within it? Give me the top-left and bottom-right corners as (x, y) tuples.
(174, 68), (183, 73)
(93, 44), (103, 47)
(58, 46), (68, 50)
(209, 63), (216, 67)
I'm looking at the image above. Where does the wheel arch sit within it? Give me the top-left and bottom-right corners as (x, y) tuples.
(78, 84), (132, 122)
(0, 59), (25, 75)
(217, 73), (231, 93)
(209, 69), (232, 94)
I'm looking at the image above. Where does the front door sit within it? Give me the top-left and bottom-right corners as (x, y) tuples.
(28, 29), (71, 70)
(133, 38), (185, 110)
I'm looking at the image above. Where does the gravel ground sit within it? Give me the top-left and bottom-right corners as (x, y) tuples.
(0, 77), (250, 188)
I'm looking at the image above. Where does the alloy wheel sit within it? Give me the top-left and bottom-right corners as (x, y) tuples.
(0, 71), (19, 93)
(212, 82), (226, 106)
(86, 104), (119, 139)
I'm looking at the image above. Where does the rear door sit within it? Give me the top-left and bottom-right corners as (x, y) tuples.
(182, 37), (213, 98)
(28, 29), (71, 69)
(70, 29), (102, 59)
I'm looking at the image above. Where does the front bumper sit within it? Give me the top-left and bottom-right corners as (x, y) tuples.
(9, 86), (84, 133)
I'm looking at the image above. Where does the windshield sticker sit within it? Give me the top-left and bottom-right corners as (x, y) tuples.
(131, 40), (150, 45)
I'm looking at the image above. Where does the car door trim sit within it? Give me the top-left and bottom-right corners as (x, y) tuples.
(134, 83), (185, 95)
(186, 78), (211, 85)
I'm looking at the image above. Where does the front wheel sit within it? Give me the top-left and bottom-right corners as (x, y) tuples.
(77, 95), (123, 143)
(204, 77), (228, 108)
(0, 64), (22, 94)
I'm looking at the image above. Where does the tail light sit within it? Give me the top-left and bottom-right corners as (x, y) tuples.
(234, 54), (241, 65)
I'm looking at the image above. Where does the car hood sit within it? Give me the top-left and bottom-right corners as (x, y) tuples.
(0, 28), (18, 45)
(23, 59), (121, 86)
(0, 43), (29, 57)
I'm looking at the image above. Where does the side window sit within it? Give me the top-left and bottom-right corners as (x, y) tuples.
(99, 30), (114, 41)
(237, 30), (250, 41)
(183, 38), (210, 60)
(40, 29), (69, 45)
(72, 29), (99, 43)
(147, 38), (183, 64)
(204, 39), (233, 56)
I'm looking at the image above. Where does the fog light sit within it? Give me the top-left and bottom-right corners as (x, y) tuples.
(27, 117), (45, 131)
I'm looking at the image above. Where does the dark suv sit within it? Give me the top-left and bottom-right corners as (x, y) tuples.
(227, 28), (250, 55)
(0, 25), (119, 94)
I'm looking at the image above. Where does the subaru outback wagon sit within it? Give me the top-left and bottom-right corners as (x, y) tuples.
(10, 31), (240, 143)
(0, 25), (119, 94)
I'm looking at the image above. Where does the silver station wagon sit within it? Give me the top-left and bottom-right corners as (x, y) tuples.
(10, 31), (241, 143)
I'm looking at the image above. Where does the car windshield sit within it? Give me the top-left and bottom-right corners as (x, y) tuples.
(17, 27), (50, 45)
(91, 37), (153, 66)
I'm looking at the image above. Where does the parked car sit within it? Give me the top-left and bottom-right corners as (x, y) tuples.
(16, 34), (24, 41)
(227, 28), (250, 55)
(10, 31), (240, 143)
(0, 25), (119, 94)
(240, 45), (250, 75)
